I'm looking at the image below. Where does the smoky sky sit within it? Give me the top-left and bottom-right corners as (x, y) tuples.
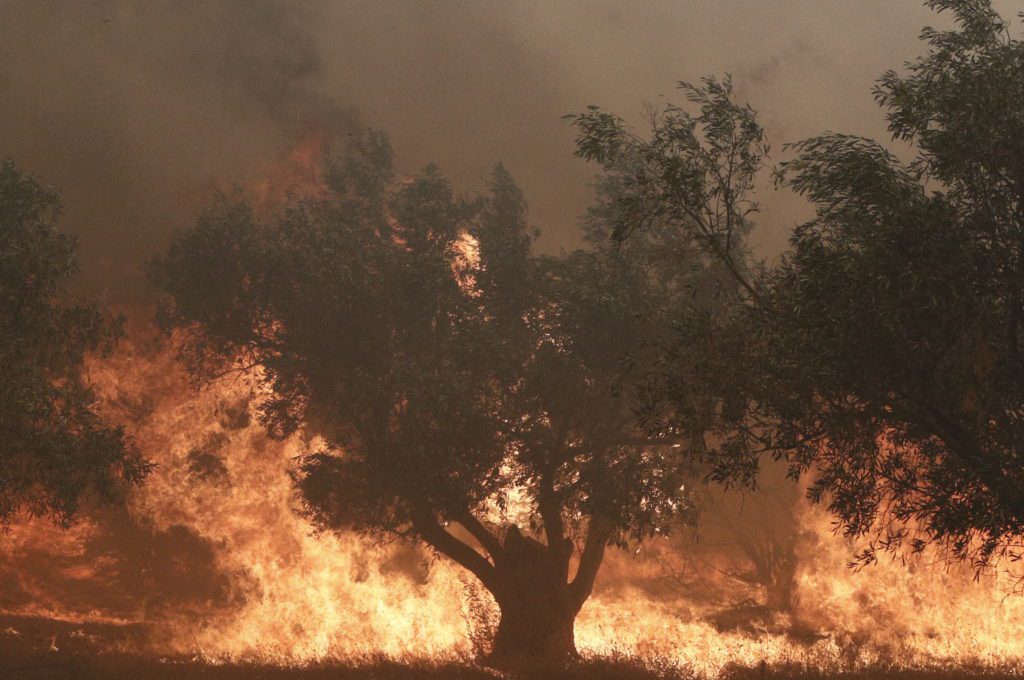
(1, 0), (1020, 303)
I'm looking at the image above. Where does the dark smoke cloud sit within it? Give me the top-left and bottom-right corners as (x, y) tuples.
(1, 0), (1019, 303)
(0, 0), (357, 302)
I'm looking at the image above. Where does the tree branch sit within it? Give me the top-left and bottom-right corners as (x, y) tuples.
(456, 510), (505, 563)
(569, 515), (613, 611)
(538, 467), (572, 579)
(890, 396), (1024, 526)
(412, 506), (498, 592)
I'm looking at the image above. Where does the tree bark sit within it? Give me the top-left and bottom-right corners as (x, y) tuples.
(488, 526), (580, 666)
(413, 507), (611, 667)
(490, 593), (578, 665)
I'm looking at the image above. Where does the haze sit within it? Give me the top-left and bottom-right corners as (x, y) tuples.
(1, 0), (1019, 302)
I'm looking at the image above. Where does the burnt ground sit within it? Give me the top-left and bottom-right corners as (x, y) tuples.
(1, 615), (1021, 680)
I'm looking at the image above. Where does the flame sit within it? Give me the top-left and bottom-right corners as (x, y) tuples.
(5, 133), (1024, 675)
(250, 129), (329, 216)
(574, 501), (1024, 676)
(89, 337), (472, 662)
(451, 231), (481, 295)
(4, 333), (1024, 676)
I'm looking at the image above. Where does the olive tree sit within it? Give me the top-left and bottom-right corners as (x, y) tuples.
(152, 131), (726, 663)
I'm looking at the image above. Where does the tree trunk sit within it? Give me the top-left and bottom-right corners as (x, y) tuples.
(487, 527), (580, 666)
(765, 573), (795, 612)
(490, 592), (578, 664)
(412, 508), (608, 668)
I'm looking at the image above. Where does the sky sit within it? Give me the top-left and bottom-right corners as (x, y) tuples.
(1, 0), (1022, 303)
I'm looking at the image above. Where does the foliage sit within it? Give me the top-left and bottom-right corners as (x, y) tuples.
(0, 160), (148, 527)
(153, 130), (725, 658)
(570, 1), (1024, 567)
(568, 76), (768, 481)
(763, 0), (1024, 564)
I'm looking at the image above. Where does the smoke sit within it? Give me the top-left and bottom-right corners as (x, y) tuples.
(5, 3), (1024, 670)
(0, 0), (357, 302)
(4, 0), (1016, 303)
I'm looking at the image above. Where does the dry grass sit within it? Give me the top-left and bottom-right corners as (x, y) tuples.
(4, 652), (1023, 680)
(2, 615), (1022, 680)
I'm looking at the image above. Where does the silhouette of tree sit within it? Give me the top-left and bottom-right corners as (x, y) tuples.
(152, 131), (732, 664)
(571, 0), (1024, 569)
(0, 160), (148, 528)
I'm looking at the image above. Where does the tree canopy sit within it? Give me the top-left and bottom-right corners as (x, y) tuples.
(571, 0), (1024, 567)
(0, 160), (148, 528)
(152, 131), (732, 662)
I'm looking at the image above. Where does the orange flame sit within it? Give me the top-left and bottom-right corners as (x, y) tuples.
(5, 133), (1024, 675)
(4, 335), (1024, 676)
(250, 130), (329, 216)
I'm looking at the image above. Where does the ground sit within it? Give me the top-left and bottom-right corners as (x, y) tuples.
(1, 616), (1020, 680)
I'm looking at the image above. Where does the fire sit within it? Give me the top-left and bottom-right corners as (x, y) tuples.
(5, 332), (1024, 677)
(792, 503), (1024, 666)
(251, 129), (330, 215)
(575, 501), (1024, 676)
(86, 336), (472, 662)
(451, 231), (481, 295)
(5, 133), (1024, 676)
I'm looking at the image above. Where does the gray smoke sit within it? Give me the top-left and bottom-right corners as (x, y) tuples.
(0, 0), (1009, 302)
(0, 0), (356, 302)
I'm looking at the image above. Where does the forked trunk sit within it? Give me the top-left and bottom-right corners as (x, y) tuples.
(487, 527), (581, 666)
(412, 508), (608, 668)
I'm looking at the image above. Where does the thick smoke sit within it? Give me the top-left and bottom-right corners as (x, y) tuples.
(0, 0), (1006, 302)
(0, 0), (357, 302)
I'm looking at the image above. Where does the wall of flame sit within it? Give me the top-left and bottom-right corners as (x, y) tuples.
(3, 335), (1024, 677)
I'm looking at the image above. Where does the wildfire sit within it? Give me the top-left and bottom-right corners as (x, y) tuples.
(4, 334), (1024, 677)
(88, 338), (471, 661)
(5, 132), (1024, 678)
(250, 129), (330, 215)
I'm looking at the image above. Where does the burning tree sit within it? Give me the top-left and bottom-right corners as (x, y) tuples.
(0, 160), (149, 528)
(571, 0), (1024, 569)
(152, 131), (729, 664)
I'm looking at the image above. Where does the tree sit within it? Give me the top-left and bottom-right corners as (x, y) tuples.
(152, 131), (723, 664)
(651, 460), (803, 617)
(0, 160), (148, 528)
(570, 1), (1024, 568)
(699, 463), (802, 616)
